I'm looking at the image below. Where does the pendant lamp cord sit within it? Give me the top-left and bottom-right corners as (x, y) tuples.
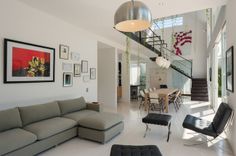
(131, 0), (134, 9)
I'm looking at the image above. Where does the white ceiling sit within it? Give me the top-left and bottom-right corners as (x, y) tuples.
(17, 0), (226, 58)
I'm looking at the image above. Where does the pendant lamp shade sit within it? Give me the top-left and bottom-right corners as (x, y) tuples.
(155, 56), (163, 66)
(114, 1), (152, 32)
(156, 56), (171, 69)
(161, 59), (167, 68)
(166, 60), (171, 68)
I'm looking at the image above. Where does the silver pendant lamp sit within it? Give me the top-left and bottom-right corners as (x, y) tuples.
(114, 0), (152, 32)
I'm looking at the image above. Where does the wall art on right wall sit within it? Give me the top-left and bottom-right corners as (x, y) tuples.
(226, 46), (234, 92)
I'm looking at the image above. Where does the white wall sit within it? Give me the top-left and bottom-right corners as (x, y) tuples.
(146, 61), (168, 88)
(192, 11), (208, 78)
(97, 43), (117, 109)
(0, 0), (124, 110)
(225, 0), (236, 154)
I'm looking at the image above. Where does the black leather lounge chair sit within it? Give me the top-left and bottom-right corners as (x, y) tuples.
(182, 103), (233, 145)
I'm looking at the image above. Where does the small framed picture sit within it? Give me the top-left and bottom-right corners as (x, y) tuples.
(90, 68), (96, 80)
(74, 64), (81, 77)
(81, 60), (88, 73)
(71, 52), (80, 61)
(62, 63), (73, 71)
(59, 44), (69, 60)
(63, 72), (73, 87)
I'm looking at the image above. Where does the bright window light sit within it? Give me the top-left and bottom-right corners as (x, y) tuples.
(152, 17), (183, 30)
(130, 64), (140, 85)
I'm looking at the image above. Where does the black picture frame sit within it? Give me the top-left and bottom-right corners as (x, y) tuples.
(81, 60), (88, 73)
(4, 38), (55, 83)
(226, 46), (234, 92)
(209, 67), (212, 82)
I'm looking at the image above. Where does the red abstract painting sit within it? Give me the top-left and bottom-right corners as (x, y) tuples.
(12, 47), (51, 77)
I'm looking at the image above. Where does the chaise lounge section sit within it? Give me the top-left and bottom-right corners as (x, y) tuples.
(0, 97), (124, 156)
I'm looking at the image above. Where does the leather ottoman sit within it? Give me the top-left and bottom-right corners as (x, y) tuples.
(78, 112), (124, 143)
(110, 144), (162, 156)
(142, 113), (172, 142)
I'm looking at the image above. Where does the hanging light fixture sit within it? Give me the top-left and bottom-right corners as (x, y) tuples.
(156, 57), (171, 69)
(155, 56), (163, 67)
(157, 57), (165, 68)
(114, 0), (152, 32)
(165, 60), (171, 68)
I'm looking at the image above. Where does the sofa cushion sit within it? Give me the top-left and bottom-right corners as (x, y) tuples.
(63, 110), (98, 124)
(24, 117), (77, 140)
(0, 128), (37, 155)
(19, 101), (61, 126)
(78, 112), (123, 130)
(0, 108), (22, 132)
(58, 97), (87, 115)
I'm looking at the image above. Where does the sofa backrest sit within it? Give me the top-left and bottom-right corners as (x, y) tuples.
(58, 97), (87, 115)
(19, 101), (61, 126)
(0, 108), (22, 132)
(212, 102), (232, 134)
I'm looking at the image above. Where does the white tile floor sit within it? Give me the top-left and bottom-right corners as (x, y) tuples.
(39, 99), (234, 156)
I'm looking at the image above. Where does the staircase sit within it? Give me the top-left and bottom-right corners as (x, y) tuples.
(121, 29), (193, 79)
(115, 23), (208, 101)
(191, 78), (209, 101)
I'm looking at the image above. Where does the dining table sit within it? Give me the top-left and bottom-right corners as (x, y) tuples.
(144, 88), (179, 113)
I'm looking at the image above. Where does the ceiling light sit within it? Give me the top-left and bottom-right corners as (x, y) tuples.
(114, 0), (152, 32)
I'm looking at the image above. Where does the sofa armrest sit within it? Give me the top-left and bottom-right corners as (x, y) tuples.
(86, 103), (101, 112)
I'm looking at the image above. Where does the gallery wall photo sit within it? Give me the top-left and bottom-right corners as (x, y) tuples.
(4, 39), (55, 83)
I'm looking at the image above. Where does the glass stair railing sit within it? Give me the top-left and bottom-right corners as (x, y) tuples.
(117, 27), (193, 79)
(162, 47), (192, 78)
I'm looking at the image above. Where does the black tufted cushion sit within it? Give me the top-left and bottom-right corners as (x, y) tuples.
(182, 115), (217, 138)
(110, 145), (162, 156)
(142, 113), (172, 126)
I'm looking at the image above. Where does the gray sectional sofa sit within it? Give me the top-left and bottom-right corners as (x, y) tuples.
(0, 97), (124, 156)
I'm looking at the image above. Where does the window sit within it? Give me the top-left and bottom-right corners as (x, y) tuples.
(152, 17), (183, 30)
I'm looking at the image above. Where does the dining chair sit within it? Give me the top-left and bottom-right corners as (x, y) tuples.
(160, 84), (168, 88)
(144, 89), (149, 94)
(169, 91), (181, 112)
(148, 92), (164, 113)
(139, 90), (146, 109)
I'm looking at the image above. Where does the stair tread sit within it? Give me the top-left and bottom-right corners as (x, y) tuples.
(191, 77), (208, 101)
